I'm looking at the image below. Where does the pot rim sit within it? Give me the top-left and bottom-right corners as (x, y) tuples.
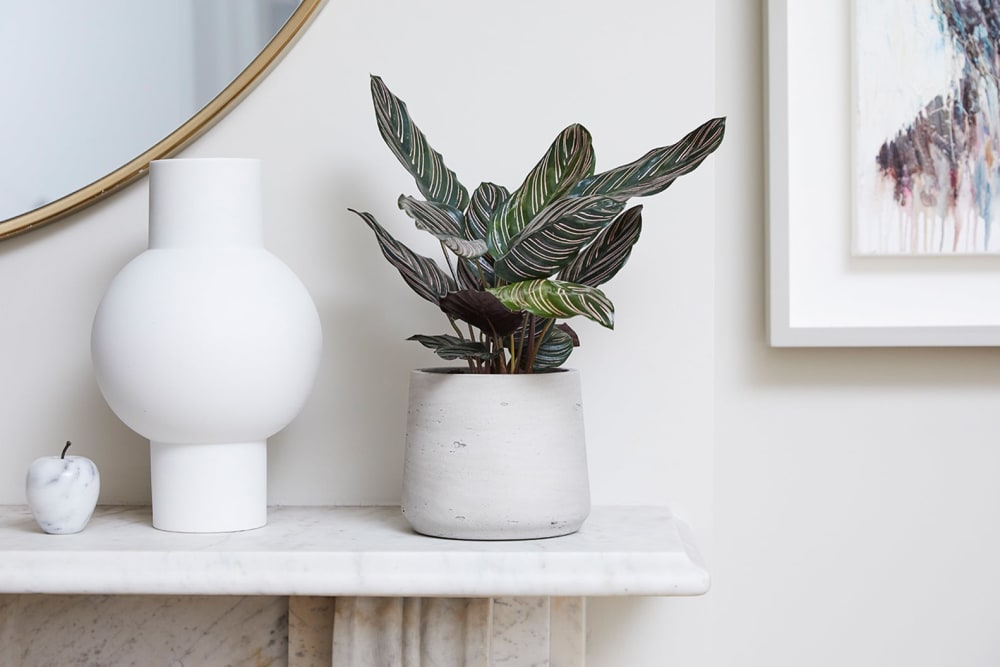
(412, 366), (577, 375)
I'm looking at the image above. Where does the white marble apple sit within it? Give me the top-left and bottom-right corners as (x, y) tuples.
(26, 441), (100, 534)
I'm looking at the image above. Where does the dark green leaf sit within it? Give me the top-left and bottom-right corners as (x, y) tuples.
(407, 334), (498, 361)
(465, 182), (509, 242)
(532, 325), (576, 370)
(571, 117), (725, 200)
(440, 289), (523, 336)
(371, 75), (470, 210)
(558, 205), (643, 287)
(350, 209), (454, 304)
(488, 124), (595, 257)
(488, 279), (614, 329)
(556, 322), (580, 346)
(458, 257), (497, 290)
(492, 195), (624, 282)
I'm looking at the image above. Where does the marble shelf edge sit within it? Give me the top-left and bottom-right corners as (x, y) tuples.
(0, 504), (710, 598)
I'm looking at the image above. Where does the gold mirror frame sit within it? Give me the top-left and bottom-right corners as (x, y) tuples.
(0, 0), (326, 242)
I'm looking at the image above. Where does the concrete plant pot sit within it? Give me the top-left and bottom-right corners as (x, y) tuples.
(401, 368), (591, 540)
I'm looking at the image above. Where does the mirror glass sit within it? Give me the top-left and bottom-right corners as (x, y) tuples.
(0, 0), (322, 240)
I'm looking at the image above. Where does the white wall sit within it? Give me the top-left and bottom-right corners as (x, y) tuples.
(0, 0), (997, 665)
(714, 1), (1000, 666)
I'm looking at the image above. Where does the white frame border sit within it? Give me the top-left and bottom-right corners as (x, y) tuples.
(765, 0), (1000, 347)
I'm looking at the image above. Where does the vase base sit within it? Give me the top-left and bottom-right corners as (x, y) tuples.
(150, 440), (267, 533)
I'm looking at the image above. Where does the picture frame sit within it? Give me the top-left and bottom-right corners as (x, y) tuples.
(766, 0), (1000, 347)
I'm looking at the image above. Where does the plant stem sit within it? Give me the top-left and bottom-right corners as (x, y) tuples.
(524, 318), (554, 372)
(440, 242), (459, 284)
(61, 441), (72, 459)
(524, 314), (538, 373)
(448, 317), (466, 341)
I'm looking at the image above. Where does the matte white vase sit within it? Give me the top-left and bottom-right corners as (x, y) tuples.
(91, 158), (323, 533)
(402, 368), (591, 540)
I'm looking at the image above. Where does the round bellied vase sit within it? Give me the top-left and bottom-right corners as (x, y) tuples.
(91, 158), (323, 533)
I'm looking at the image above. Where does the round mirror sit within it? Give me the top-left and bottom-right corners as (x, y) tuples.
(0, 0), (325, 241)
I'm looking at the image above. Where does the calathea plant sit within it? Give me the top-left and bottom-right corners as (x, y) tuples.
(351, 75), (725, 374)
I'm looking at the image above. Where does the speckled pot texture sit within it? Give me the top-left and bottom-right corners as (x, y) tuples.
(401, 368), (591, 540)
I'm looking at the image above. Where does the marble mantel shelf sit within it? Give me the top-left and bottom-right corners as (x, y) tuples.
(0, 504), (708, 598)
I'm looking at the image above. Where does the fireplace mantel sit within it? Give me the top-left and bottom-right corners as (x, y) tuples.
(0, 505), (707, 597)
(0, 505), (707, 666)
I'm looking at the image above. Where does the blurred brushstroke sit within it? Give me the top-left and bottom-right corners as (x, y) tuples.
(874, 0), (1000, 252)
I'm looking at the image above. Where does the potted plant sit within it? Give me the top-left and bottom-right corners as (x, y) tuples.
(352, 75), (724, 539)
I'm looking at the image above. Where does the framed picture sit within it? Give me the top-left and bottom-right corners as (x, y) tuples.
(766, 0), (1000, 346)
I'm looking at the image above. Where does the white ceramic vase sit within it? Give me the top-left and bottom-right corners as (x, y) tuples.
(402, 368), (591, 540)
(91, 158), (322, 533)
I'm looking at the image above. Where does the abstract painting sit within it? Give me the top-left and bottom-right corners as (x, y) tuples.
(854, 0), (1000, 255)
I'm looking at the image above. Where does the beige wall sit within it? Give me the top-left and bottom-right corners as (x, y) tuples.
(1, 1), (997, 665)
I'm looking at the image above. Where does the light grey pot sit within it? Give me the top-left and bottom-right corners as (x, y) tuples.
(401, 368), (591, 540)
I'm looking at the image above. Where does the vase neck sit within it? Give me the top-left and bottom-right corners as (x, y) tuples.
(148, 158), (263, 249)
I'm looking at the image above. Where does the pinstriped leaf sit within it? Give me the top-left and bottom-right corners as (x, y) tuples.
(492, 195), (624, 282)
(465, 182), (509, 241)
(398, 195), (464, 237)
(488, 279), (614, 329)
(457, 257), (494, 290)
(350, 209), (455, 304)
(571, 117), (725, 201)
(488, 124), (595, 257)
(371, 75), (470, 210)
(532, 325), (576, 371)
(559, 205), (643, 287)
(397, 196), (488, 258)
(407, 334), (499, 361)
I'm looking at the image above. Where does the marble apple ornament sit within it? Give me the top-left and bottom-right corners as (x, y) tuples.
(26, 441), (100, 534)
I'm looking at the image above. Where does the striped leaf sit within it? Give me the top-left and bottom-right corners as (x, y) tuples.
(488, 279), (614, 329)
(398, 195), (464, 237)
(492, 195), (624, 282)
(407, 334), (498, 361)
(457, 257), (493, 290)
(488, 124), (595, 257)
(350, 209), (454, 304)
(558, 205), (643, 287)
(532, 324), (576, 371)
(571, 117), (726, 201)
(371, 75), (470, 210)
(397, 196), (487, 258)
(465, 182), (509, 241)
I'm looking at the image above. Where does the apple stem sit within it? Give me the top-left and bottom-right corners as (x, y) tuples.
(61, 441), (72, 459)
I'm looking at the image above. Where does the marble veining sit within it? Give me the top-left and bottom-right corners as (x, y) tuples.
(0, 594), (287, 667)
(288, 596), (334, 667)
(24, 454), (100, 535)
(0, 505), (709, 597)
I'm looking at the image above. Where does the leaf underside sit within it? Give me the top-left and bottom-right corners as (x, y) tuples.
(439, 289), (524, 337)
(398, 196), (487, 258)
